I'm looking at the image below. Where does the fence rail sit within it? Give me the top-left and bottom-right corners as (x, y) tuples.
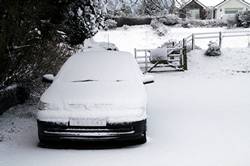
(134, 42), (188, 73)
(190, 30), (250, 49)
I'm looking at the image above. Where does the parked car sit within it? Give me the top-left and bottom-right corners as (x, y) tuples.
(37, 50), (154, 146)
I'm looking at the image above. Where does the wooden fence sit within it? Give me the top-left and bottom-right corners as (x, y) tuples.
(135, 30), (250, 73)
(189, 30), (250, 49)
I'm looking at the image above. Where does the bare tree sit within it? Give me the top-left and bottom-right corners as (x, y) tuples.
(142, 0), (175, 15)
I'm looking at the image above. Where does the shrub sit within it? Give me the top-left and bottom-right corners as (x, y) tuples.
(158, 14), (180, 25)
(150, 19), (168, 36)
(205, 41), (221, 56)
(238, 11), (250, 28)
(181, 19), (226, 28)
(104, 19), (118, 29)
(226, 15), (238, 28)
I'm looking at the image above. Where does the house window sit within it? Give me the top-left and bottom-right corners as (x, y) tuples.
(189, 9), (200, 19)
(225, 8), (243, 14)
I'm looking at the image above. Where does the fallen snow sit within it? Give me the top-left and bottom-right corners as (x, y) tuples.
(1, 26), (250, 166)
(94, 25), (250, 53)
(39, 50), (147, 123)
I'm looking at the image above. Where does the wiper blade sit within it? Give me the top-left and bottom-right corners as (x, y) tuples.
(72, 79), (97, 82)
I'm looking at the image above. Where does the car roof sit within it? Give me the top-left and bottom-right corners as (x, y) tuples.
(56, 50), (143, 82)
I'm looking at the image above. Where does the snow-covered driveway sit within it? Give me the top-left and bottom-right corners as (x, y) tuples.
(1, 50), (250, 165)
(1, 26), (250, 166)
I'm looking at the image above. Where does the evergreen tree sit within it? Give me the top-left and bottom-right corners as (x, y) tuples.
(0, 0), (103, 88)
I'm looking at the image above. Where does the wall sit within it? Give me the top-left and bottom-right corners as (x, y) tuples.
(215, 0), (250, 20)
(180, 0), (207, 19)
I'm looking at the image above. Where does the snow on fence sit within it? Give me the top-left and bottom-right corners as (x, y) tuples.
(135, 30), (250, 73)
(189, 30), (250, 49)
(134, 40), (188, 73)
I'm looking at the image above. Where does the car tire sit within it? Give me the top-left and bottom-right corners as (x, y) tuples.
(134, 131), (147, 144)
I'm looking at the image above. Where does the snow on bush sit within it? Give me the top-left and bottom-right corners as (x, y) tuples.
(181, 19), (226, 28)
(161, 40), (181, 52)
(122, 25), (130, 30)
(83, 38), (119, 51)
(150, 19), (168, 36)
(158, 14), (180, 25)
(149, 48), (168, 63)
(226, 15), (238, 28)
(238, 11), (250, 28)
(104, 19), (117, 29)
(205, 41), (221, 56)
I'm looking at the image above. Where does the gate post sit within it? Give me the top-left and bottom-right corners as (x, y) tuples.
(219, 32), (222, 48)
(183, 38), (188, 71)
(192, 34), (195, 50)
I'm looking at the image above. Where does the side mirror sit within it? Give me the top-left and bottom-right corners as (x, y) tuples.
(143, 75), (154, 85)
(42, 74), (55, 83)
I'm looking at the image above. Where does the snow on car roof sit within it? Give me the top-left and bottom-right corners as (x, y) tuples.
(55, 50), (143, 82)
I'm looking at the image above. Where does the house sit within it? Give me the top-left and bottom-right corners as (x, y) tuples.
(214, 0), (250, 20)
(179, 0), (208, 19)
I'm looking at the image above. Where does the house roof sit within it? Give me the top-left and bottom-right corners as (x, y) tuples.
(181, 0), (208, 9)
(214, 0), (250, 8)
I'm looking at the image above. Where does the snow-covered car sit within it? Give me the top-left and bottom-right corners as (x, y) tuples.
(37, 50), (154, 145)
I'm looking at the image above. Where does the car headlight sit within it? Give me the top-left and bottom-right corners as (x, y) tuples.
(38, 101), (59, 110)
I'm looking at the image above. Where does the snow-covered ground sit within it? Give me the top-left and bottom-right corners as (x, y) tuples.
(1, 25), (250, 166)
(94, 25), (250, 53)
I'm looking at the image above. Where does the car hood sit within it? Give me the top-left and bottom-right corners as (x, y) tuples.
(40, 81), (147, 111)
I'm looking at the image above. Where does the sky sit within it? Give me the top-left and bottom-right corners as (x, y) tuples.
(194, 0), (250, 7)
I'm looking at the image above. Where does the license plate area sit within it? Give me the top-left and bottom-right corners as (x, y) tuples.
(69, 118), (107, 127)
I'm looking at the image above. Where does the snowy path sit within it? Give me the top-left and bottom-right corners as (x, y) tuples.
(1, 76), (250, 166)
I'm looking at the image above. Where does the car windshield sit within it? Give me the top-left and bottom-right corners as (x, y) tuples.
(56, 51), (143, 82)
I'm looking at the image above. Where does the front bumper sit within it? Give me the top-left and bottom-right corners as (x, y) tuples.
(37, 120), (146, 144)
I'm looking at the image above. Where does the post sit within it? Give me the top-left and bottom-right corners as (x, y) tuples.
(192, 34), (195, 50)
(183, 38), (188, 71)
(219, 32), (222, 48)
(145, 50), (148, 73)
(248, 34), (250, 48)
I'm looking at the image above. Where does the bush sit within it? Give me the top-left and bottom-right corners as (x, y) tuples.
(104, 19), (118, 29)
(238, 11), (250, 28)
(149, 48), (168, 63)
(158, 14), (180, 25)
(150, 19), (168, 36)
(0, 84), (29, 114)
(0, 0), (103, 94)
(226, 15), (237, 28)
(205, 41), (221, 56)
(181, 19), (226, 28)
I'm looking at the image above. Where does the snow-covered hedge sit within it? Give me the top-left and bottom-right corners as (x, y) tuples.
(181, 19), (226, 28)
(205, 41), (221, 56)
(111, 16), (152, 27)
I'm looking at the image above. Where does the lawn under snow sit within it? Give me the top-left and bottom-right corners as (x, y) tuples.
(94, 25), (250, 53)
(1, 25), (250, 166)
